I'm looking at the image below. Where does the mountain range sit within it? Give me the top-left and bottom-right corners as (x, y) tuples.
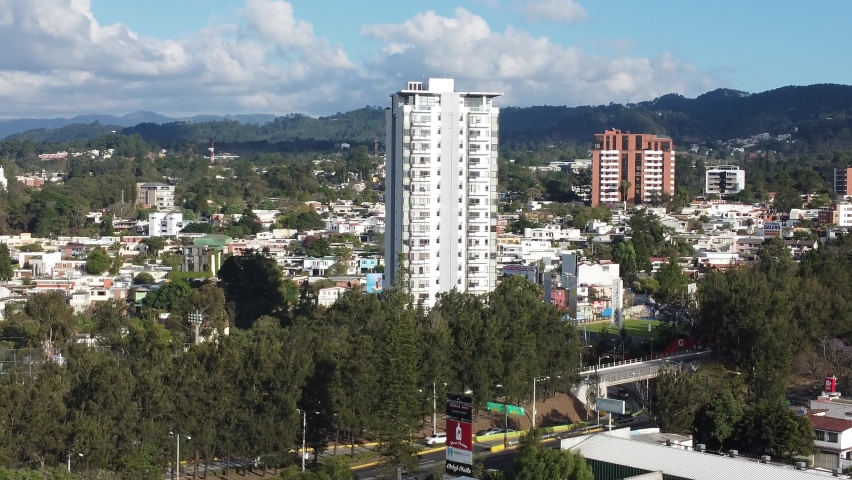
(3, 84), (852, 149)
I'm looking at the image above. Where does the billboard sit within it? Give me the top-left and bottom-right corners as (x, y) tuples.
(445, 419), (473, 451)
(365, 273), (383, 294)
(445, 394), (473, 422)
(446, 393), (474, 477)
(596, 397), (625, 414)
(503, 264), (538, 283)
(446, 446), (473, 465)
(762, 221), (782, 238)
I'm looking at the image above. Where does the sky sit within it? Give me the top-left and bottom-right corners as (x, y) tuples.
(0, 0), (849, 118)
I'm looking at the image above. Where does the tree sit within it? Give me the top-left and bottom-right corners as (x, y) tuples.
(218, 249), (286, 329)
(654, 256), (688, 306)
(654, 365), (707, 434)
(734, 401), (815, 458)
(85, 248), (111, 275)
(773, 187), (803, 213)
(133, 272), (156, 285)
(108, 253), (123, 275)
(143, 280), (191, 311)
(619, 179), (631, 203)
(375, 286), (422, 480)
(140, 237), (166, 256)
(611, 241), (637, 282)
(512, 429), (593, 480)
(0, 243), (13, 281)
(694, 388), (743, 450)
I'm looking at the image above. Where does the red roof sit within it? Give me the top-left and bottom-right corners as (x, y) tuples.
(809, 415), (852, 432)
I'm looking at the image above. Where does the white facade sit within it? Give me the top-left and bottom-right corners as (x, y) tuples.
(0, 166), (6, 191)
(148, 212), (183, 237)
(384, 78), (501, 306)
(705, 165), (746, 196)
(317, 286), (350, 307)
(136, 182), (175, 210)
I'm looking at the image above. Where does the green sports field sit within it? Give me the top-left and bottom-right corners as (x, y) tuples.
(583, 318), (679, 339)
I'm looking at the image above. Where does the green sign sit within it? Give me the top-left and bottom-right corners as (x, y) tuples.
(486, 402), (525, 416)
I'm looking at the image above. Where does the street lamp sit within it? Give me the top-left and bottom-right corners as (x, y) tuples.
(187, 311), (206, 345)
(495, 384), (509, 448)
(598, 355), (611, 369)
(67, 452), (83, 473)
(298, 409), (320, 473)
(169, 432), (191, 480)
(432, 382), (447, 435)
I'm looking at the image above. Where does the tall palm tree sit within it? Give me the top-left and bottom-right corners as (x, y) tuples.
(619, 179), (632, 203)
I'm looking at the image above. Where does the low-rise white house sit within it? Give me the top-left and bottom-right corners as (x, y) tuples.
(317, 286), (350, 307)
(148, 212), (183, 237)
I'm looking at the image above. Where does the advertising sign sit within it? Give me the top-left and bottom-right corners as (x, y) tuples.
(596, 397), (625, 415)
(763, 221), (782, 238)
(445, 419), (473, 452)
(365, 273), (383, 294)
(445, 394), (473, 423)
(445, 446), (473, 465)
(825, 376), (837, 393)
(486, 402), (525, 416)
(445, 459), (473, 477)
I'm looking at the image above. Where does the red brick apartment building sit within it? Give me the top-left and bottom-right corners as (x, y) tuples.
(591, 130), (676, 206)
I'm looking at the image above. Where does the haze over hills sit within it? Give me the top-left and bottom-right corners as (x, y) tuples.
(4, 84), (852, 149)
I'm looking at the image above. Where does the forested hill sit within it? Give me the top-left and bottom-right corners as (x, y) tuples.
(5, 83), (852, 149)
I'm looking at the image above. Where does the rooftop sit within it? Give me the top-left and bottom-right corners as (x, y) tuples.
(808, 414), (852, 433)
(567, 434), (831, 480)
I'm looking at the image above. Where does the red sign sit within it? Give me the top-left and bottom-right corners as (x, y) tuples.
(825, 377), (837, 393)
(445, 419), (473, 451)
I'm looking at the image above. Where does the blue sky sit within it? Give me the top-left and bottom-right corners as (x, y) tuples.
(0, 0), (848, 116)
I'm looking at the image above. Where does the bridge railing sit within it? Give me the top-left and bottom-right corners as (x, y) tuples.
(579, 349), (709, 375)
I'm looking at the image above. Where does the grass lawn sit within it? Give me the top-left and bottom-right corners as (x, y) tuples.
(584, 318), (681, 340)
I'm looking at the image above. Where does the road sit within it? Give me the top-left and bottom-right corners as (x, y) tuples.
(354, 415), (655, 479)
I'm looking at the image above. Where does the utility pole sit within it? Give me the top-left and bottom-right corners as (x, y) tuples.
(302, 410), (307, 473)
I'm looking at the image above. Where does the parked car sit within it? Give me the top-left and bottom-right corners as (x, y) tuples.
(616, 388), (630, 399)
(476, 427), (503, 436)
(424, 432), (447, 445)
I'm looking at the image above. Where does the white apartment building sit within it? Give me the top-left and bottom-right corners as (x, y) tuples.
(385, 78), (500, 306)
(148, 212), (183, 237)
(705, 165), (746, 196)
(136, 182), (175, 210)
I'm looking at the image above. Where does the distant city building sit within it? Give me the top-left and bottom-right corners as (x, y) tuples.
(179, 245), (218, 275)
(38, 151), (68, 160)
(705, 165), (746, 196)
(0, 166), (6, 191)
(136, 182), (175, 210)
(818, 203), (852, 227)
(834, 167), (852, 197)
(148, 212), (183, 237)
(384, 78), (500, 306)
(591, 129), (675, 206)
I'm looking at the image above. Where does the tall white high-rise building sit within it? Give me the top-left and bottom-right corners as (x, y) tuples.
(384, 78), (501, 306)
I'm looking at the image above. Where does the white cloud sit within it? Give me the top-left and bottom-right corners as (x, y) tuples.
(361, 8), (723, 108)
(519, 0), (587, 24)
(0, 1), (724, 118)
(0, 0), (355, 116)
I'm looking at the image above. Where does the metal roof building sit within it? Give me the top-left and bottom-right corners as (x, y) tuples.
(562, 433), (836, 480)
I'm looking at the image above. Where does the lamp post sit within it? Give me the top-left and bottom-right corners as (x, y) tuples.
(532, 376), (562, 428)
(298, 409), (320, 473)
(496, 384), (508, 448)
(169, 432), (191, 480)
(598, 355), (611, 369)
(432, 382), (447, 435)
(67, 452), (83, 473)
(187, 311), (205, 345)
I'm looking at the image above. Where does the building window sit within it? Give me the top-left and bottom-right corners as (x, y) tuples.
(829, 432), (839, 443)
(815, 430), (826, 441)
(635, 135), (643, 149)
(622, 136), (629, 151)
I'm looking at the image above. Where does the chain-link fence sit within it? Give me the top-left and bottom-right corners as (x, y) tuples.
(0, 346), (111, 376)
